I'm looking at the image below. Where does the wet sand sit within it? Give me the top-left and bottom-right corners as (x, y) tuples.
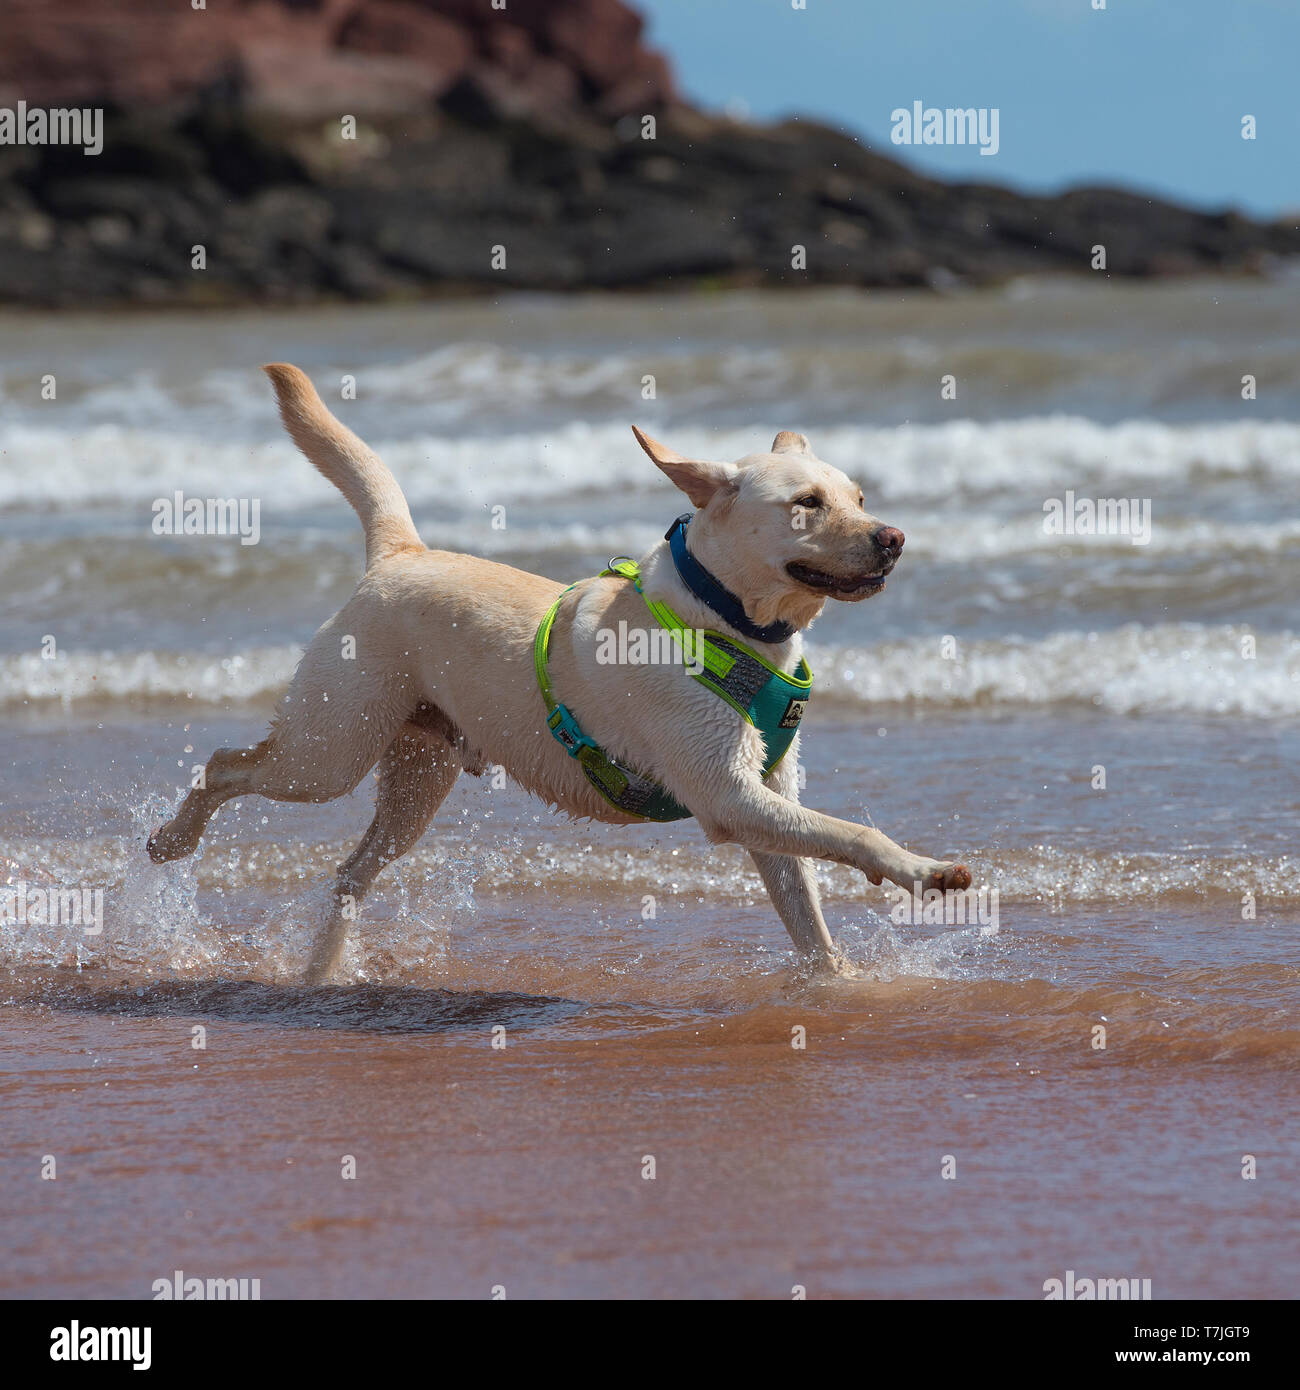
(3, 708), (1297, 1299)
(4, 945), (1295, 1300)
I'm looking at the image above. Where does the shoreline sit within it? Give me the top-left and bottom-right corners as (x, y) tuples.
(2, 259), (1299, 317)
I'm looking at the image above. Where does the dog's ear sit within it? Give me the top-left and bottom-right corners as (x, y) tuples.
(771, 431), (812, 456)
(631, 426), (738, 508)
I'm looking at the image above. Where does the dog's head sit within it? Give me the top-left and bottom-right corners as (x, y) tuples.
(633, 427), (904, 632)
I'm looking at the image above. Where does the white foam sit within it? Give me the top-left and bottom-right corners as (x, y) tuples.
(811, 622), (1300, 717)
(1, 623), (1293, 717)
(0, 645), (301, 707)
(3, 417), (1299, 512)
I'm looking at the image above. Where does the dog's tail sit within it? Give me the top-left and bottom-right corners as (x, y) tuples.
(262, 363), (423, 568)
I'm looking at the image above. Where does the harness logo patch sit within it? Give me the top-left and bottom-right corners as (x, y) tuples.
(779, 697), (807, 728)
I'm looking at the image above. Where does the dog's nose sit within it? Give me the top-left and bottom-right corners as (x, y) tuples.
(874, 526), (905, 557)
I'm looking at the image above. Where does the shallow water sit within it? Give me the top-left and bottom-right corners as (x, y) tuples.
(1, 282), (1297, 1297)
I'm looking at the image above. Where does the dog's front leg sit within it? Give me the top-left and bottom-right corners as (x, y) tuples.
(695, 779), (970, 896)
(746, 753), (841, 968)
(749, 850), (844, 968)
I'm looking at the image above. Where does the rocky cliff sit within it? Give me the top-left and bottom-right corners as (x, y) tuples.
(0, 0), (1294, 307)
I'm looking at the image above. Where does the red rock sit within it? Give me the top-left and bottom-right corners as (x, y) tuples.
(336, 2), (474, 98)
(596, 49), (675, 120)
(0, 0), (673, 121)
(544, 0), (647, 88)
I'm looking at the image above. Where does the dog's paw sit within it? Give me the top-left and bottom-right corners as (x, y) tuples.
(798, 950), (863, 983)
(908, 859), (973, 893)
(146, 823), (193, 864)
(935, 862), (972, 892)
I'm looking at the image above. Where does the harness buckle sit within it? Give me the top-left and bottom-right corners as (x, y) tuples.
(547, 703), (598, 758)
(547, 705), (635, 805)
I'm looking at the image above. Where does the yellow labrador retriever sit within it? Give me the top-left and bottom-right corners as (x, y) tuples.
(149, 364), (971, 981)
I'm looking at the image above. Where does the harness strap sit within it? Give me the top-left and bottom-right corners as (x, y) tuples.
(533, 579), (693, 821)
(630, 562), (812, 740)
(534, 557), (813, 822)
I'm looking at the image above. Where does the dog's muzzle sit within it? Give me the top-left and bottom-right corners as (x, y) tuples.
(786, 525), (904, 597)
(785, 561), (891, 594)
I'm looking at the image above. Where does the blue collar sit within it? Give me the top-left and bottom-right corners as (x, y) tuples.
(665, 513), (796, 645)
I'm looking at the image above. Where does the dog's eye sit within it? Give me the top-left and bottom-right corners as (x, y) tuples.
(858, 494), (866, 510)
(793, 494), (822, 510)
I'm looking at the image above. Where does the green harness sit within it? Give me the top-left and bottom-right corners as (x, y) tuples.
(533, 557), (813, 821)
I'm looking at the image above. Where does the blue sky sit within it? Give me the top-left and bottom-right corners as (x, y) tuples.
(638, 0), (1297, 217)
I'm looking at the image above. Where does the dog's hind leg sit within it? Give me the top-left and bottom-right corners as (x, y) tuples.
(147, 740), (275, 863)
(147, 718), (395, 865)
(148, 609), (413, 864)
(304, 722), (462, 984)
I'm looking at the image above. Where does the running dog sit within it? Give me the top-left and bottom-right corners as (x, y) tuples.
(148, 365), (972, 980)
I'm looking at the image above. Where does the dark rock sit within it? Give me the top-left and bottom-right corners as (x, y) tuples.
(0, 1), (1293, 307)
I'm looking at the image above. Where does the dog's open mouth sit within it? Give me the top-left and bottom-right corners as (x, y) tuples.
(786, 561), (890, 596)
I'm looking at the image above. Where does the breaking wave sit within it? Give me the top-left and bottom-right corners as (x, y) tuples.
(4, 622), (1294, 717)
